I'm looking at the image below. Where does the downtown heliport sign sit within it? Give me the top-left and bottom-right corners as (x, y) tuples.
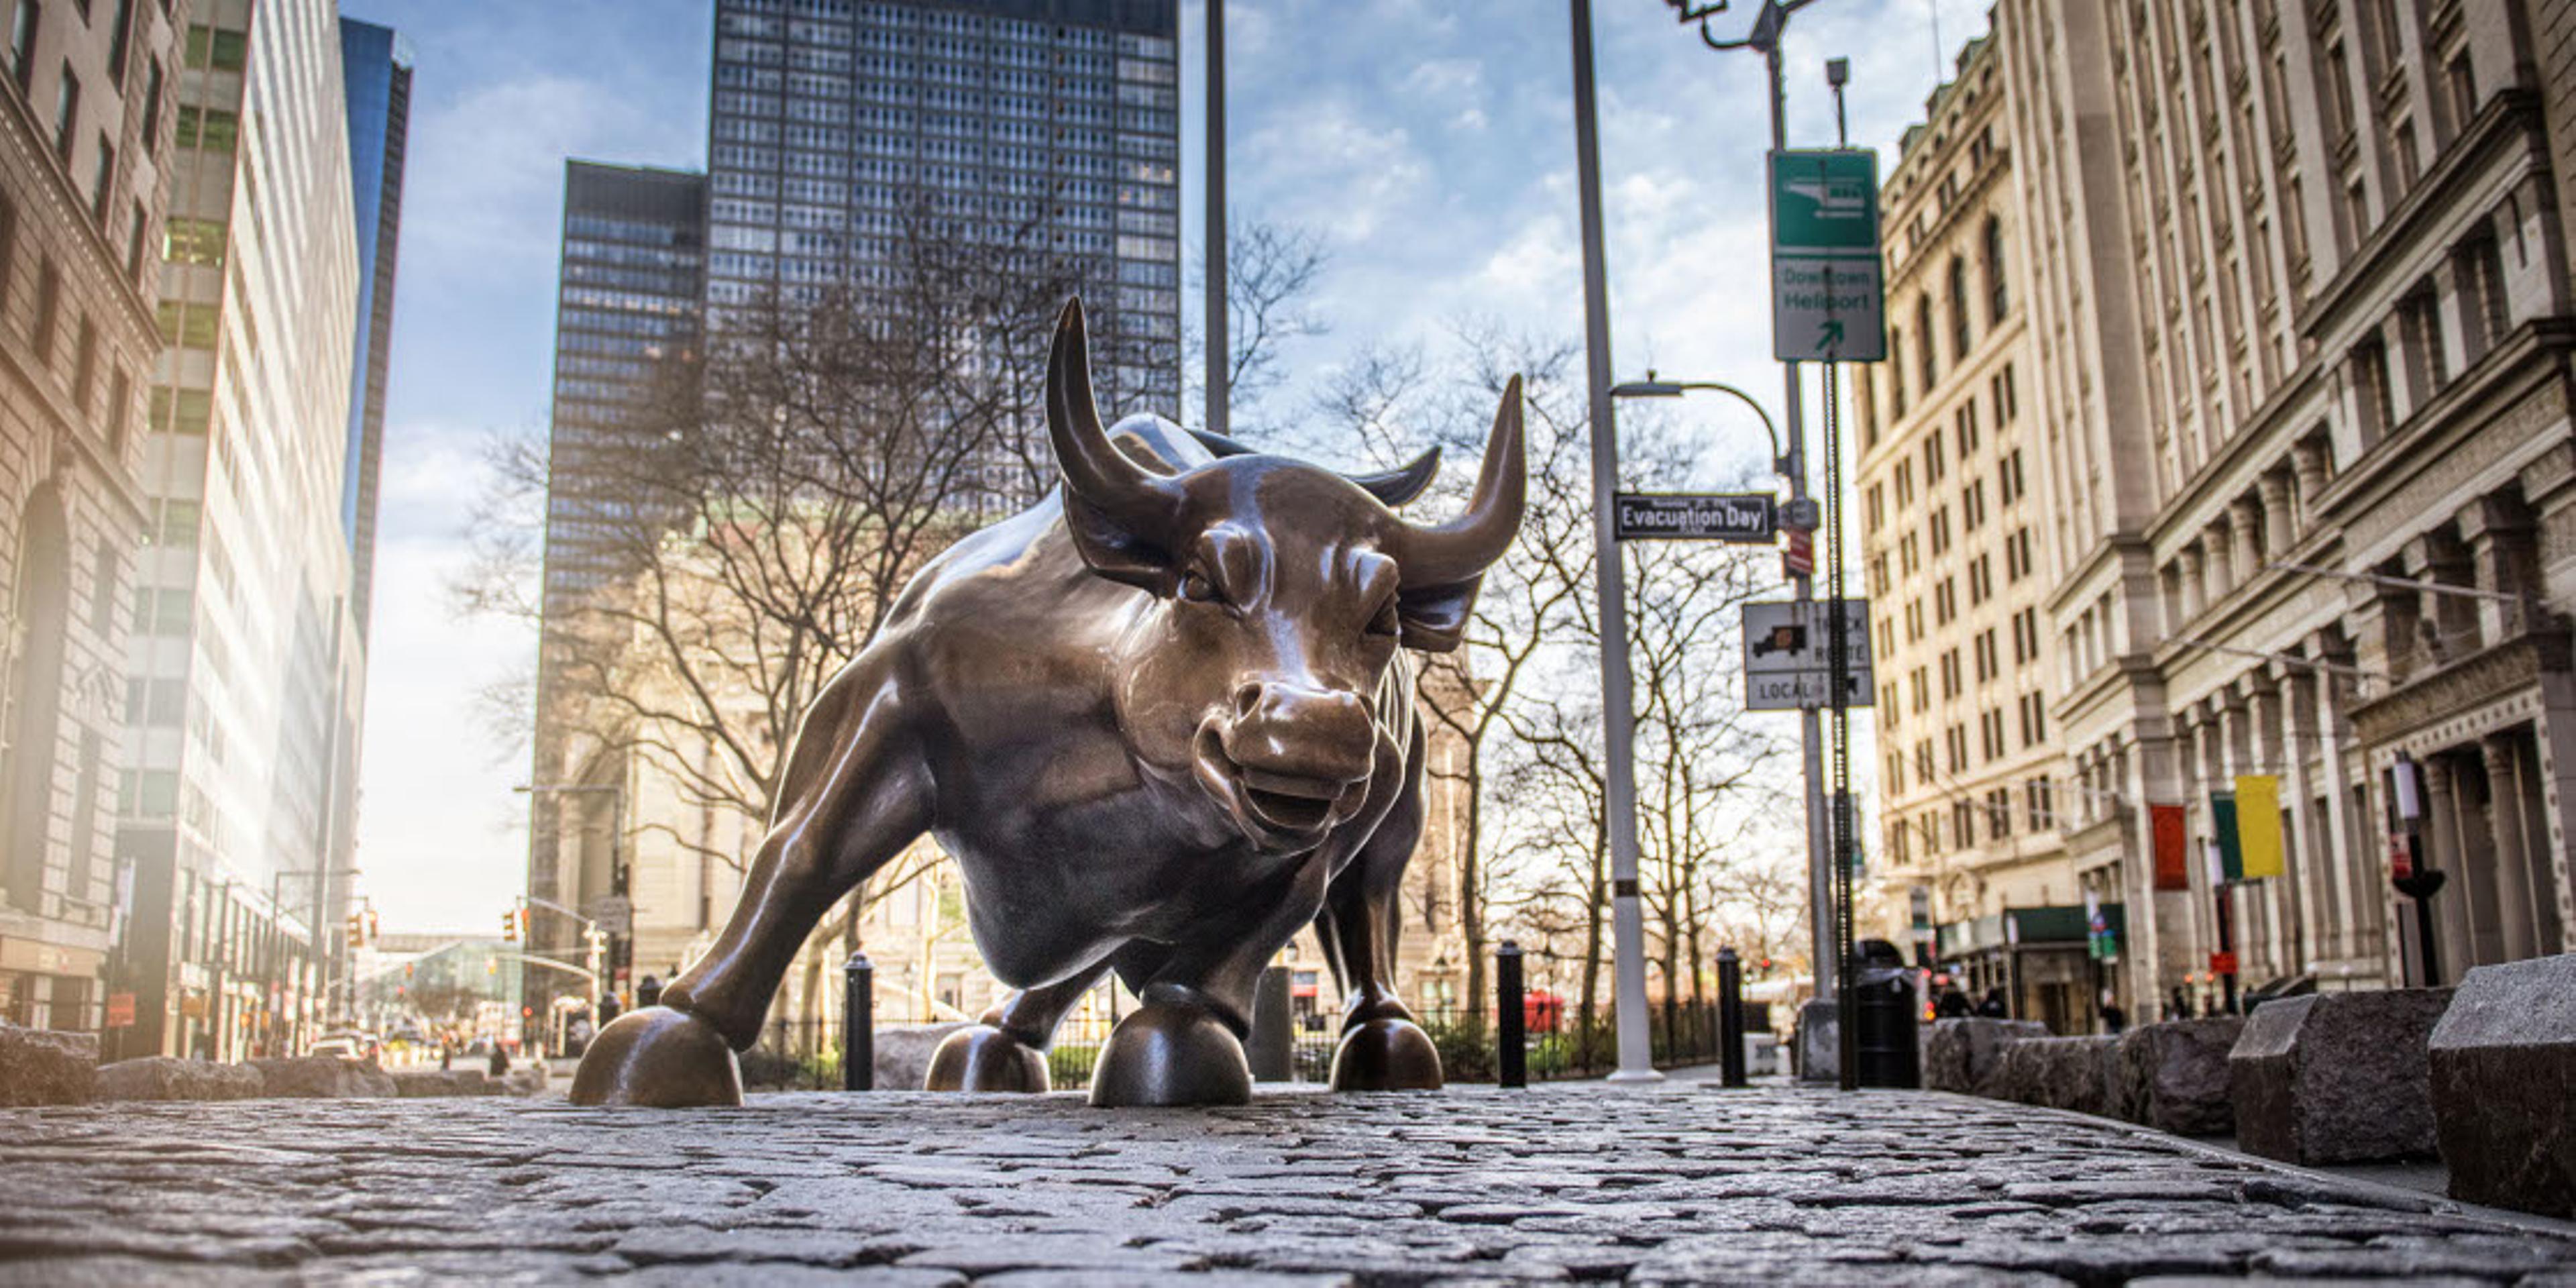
(1769, 148), (1887, 364)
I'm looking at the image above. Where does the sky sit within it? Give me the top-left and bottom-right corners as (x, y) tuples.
(343, 0), (1988, 933)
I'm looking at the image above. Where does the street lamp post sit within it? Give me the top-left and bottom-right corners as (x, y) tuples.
(1568, 0), (1660, 1085)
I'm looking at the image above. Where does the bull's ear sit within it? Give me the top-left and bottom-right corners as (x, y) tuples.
(1347, 447), (1441, 508)
(1395, 573), (1486, 653)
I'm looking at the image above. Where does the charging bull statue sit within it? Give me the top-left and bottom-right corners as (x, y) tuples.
(571, 300), (1524, 1108)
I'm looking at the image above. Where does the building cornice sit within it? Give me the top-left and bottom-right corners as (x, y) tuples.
(2294, 89), (2543, 341)
(2141, 364), (2326, 550)
(0, 76), (163, 344)
(2309, 319), (2576, 542)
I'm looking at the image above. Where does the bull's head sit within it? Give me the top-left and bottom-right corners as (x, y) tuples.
(1046, 299), (1523, 853)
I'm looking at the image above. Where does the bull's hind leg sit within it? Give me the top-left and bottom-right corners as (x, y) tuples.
(1090, 869), (1328, 1108)
(925, 961), (1114, 1092)
(1315, 727), (1442, 1091)
(572, 661), (929, 1107)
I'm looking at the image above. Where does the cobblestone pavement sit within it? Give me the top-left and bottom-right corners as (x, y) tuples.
(3, 1083), (2573, 1285)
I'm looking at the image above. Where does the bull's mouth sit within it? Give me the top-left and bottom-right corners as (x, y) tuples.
(1191, 728), (1358, 848)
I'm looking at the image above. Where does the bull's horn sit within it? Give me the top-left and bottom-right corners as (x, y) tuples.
(1399, 376), (1525, 583)
(1049, 299), (1179, 536)
(1347, 447), (1441, 508)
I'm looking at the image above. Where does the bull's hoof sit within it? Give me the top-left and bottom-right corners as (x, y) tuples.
(925, 1024), (1051, 1092)
(1330, 1016), (1444, 1091)
(568, 1006), (743, 1108)
(1089, 1001), (1251, 1107)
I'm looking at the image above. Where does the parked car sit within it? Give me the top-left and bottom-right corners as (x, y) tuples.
(310, 1030), (378, 1061)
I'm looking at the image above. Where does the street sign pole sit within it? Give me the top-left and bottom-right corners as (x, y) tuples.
(1570, 0), (1659, 1083)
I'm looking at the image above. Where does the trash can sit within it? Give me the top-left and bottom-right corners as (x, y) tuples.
(1851, 938), (1921, 1089)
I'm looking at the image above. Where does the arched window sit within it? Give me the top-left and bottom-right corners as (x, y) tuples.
(1984, 216), (2008, 322)
(1889, 327), (1907, 417)
(1915, 295), (1937, 392)
(1948, 256), (1972, 360)
(3, 482), (70, 916)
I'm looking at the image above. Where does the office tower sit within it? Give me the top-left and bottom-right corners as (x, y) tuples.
(526, 0), (1183, 1020)
(337, 16), (412, 638)
(1878, 1), (2576, 1022)
(703, 0), (1181, 415)
(0, 0), (188, 1030)
(524, 161), (706, 1001)
(113, 0), (362, 1061)
(1851, 35), (2091, 1026)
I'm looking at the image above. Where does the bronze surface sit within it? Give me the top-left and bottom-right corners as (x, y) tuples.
(570, 300), (1524, 1108)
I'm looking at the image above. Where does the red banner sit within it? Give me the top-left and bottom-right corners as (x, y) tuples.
(2210, 951), (2239, 976)
(105, 992), (135, 1028)
(2151, 804), (2190, 891)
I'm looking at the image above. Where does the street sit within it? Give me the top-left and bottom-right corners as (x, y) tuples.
(2, 1083), (2571, 1285)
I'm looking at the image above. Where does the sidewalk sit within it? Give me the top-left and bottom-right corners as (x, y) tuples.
(2, 1082), (2570, 1283)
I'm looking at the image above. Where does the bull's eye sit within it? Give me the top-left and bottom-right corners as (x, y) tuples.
(1366, 594), (1401, 637)
(1178, 570), (1225, 604)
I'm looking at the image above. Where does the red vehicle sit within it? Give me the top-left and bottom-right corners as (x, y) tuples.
(1523, 989), (1564, 1034)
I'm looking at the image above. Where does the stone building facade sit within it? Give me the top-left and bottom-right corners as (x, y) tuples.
(1855, 36), (2100, 1030)
(0, 0), (186, 1030)
(1980, 0), (2576, 1017)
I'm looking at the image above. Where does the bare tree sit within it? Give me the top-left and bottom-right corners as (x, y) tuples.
(460, 207), (1128, 932)
(1185, 217), (1331, 429)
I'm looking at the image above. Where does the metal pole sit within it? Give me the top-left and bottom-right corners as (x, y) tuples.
(1203, 0), (1226, 438)
(1497, 941), (1527, 1089)
(1569, 0), (1660, 1085)
(844, 952), (873, 1091)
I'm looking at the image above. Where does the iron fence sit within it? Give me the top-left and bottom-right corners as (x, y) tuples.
(737, 997), (1742, 1091)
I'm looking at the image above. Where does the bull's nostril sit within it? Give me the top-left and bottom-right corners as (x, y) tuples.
(1234, 682), (1264, 719)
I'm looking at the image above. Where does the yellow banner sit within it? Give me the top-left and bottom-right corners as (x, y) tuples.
(2235, 775), (2285, 879)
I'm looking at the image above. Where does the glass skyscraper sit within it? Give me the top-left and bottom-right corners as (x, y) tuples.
(337, 17), (414, 638)
(702, 0), (1181, 413)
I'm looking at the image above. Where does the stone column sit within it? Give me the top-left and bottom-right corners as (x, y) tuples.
(2424, 755), (2471, 983)
(2401, 528), (2482, 661)
(2180, 545), (2208, 621)
(2481, 733), (2540, 962)
(2232, 498), (2267, 578)
(2282, 663), (2330, 973)
(2457, 492), (2539, 644)
(2206, 522), (2237, 602)
(2531, 679), (2576, 957)
(2257, 472), (2296, 555)
(2245, 676), (2296, 976)
(2311, 630), (2375, 973)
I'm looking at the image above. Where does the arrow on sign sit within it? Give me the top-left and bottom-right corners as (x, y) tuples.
(1817, 319), (1845, 352)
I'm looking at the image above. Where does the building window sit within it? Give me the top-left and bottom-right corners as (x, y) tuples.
(1916, 295), (1937, 391)
(2354, 334), (2395, 444)
(1984, 215), (2008, 322)
(71, 314), (95, 404)
(89, 133), (112, 221)
(105, 367), (129, 453)
(7, 1), (35, 95)
(123, 201), (144, 277)
(138, 56), (161, 151)
(32, 258), (60, 359)
(53, 60), (78, 160)
(0, 186), (17, 305)
(105, 0), (131, 82)
(1948, 255), (1972, 358)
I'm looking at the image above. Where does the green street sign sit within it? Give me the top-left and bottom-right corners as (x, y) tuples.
(1768, 149), (1886, 364)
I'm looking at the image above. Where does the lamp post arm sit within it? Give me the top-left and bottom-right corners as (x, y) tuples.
(1677, 382), (1784, 474)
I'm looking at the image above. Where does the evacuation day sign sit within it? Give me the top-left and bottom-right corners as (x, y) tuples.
(1768, 149), (1887, 364)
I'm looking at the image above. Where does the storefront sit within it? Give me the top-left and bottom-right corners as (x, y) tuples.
(1935, 904), (2125, 1034)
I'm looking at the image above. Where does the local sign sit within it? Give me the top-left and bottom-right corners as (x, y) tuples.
(1769, 148), (1886, 364)
(1612, 492), (1776, 542)
(1742, 598), (1874, 712)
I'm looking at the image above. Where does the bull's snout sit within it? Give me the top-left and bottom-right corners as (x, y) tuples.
(1204, 681), (1375, 838)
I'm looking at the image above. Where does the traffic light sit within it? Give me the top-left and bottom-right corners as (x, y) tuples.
(345, 913), (365, 949)
(502, 909), (517, 942)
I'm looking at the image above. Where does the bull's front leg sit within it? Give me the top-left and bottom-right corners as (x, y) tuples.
(571, 659), (930, 1107)
(1314, 727), (1442, 1091)
(1088, 859), (1330, 1108)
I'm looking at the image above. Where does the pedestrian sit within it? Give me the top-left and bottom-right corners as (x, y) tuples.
(488, 1042), (509, 1079)
(1976, 986), (2008, 1018)
(439, 1042), (452, 1071)
(2100, 1002), (2127, 1034)
(2169, 985), (2193, 1020)
(1934, 985), (1973, 1019)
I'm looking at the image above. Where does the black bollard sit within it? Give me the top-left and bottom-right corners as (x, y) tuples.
(1717, 947), (1748, 1087)
(843, 952), (873, 1091)
(1497, 941), (1527, 1089)
(637, 974), (662, 1010)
